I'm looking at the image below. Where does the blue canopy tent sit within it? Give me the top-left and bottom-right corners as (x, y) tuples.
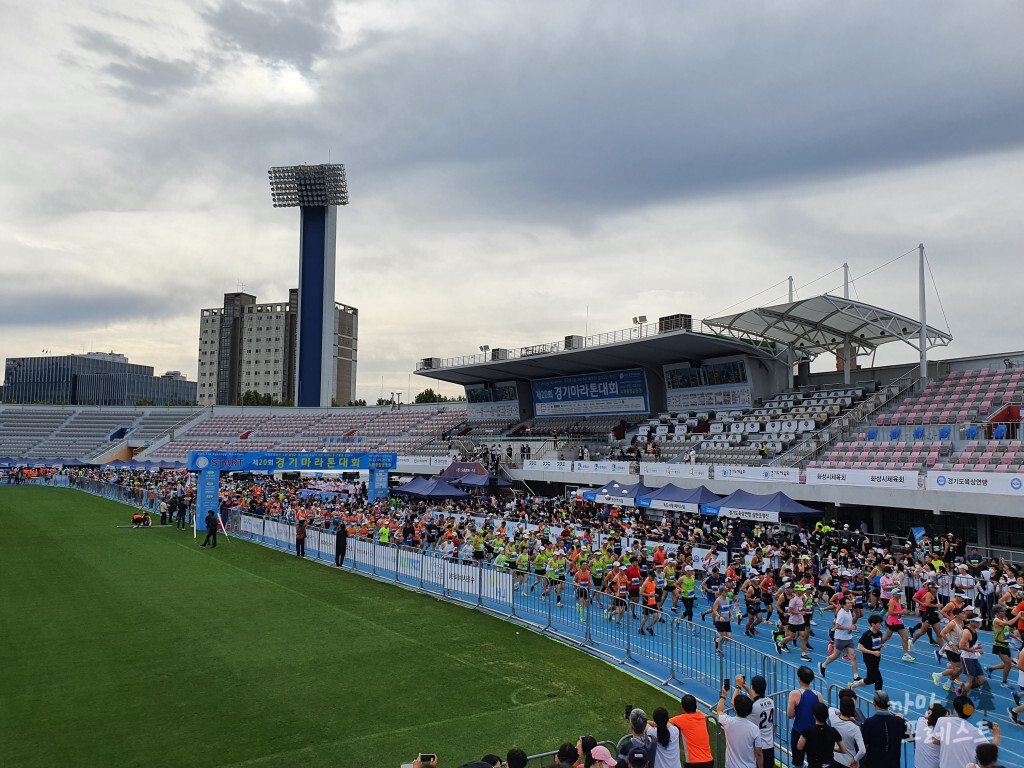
(636, 484), (722, 514)
(583, 481), (654, 507)
(390, 476), (430, 496)
(702, 489), (822, 523)
(393, 477), (469, 500)
(455, 472), (512, 489)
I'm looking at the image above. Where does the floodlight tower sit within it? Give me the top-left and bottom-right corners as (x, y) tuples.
(268, 164), (349, 407)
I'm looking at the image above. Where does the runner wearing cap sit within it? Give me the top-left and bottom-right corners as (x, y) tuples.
(986, 605), (1015, 687)
(933, 605), (967, 692)
(959, 613), (987, 693)
(676, 565), (697, 622)
(881, 591), (915, 662)
(711, 586), (732, 654)
(910, 580), (941, 647)
(573, 560), (593, 620)
(638, 573), (658, 636)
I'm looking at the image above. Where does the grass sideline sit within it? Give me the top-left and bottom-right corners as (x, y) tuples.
(0, 486), (685, 767)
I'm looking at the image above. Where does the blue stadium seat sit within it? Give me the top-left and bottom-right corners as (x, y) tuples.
(867, 428), (878, 440)
(939, 426), (951, 440)
(890, 427), (901, 440)
(965, 425), (979, 439)
(914, 427), (925, 439)
(994, 424), (1008, 439)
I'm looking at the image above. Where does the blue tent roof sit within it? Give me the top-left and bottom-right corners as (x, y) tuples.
(706, 489), (821, 520)
(455, 473), (511, 488)
(391, 476), (430, 495)
(585, 481), (653, 506)
(639, 484), (722, 505)
(393, 477), (469, 499)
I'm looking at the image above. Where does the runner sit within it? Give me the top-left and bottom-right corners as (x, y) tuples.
(573, 559), (593, 620)
(711, 586), (732, 654)
(819, 595), (860, 682)
(638, 573), (658, 636)
(881, 591), (915, 662)
(849, 614), (886, 692)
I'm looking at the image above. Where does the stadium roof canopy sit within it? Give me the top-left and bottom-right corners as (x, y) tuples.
(416, 328), (782, 386)
(702, 294), (952, 359)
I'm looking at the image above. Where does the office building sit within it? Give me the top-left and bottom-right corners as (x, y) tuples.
(2, 352), (197, 406)
(197, 289), (357, 406)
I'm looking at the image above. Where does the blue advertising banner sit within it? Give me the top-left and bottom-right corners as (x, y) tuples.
(531, 369), (649, 417)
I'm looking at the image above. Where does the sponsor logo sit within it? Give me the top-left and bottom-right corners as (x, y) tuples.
(936, 475), (947, 487)
(1012, 478), (1022, 491)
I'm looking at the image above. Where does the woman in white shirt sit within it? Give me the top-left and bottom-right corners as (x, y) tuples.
(645, 707), (682, 768)
(913, 702), (948, 768)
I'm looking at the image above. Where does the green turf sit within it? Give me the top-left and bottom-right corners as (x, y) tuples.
(0, 486), (686, 767)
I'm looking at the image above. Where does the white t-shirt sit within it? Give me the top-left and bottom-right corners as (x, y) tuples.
(718, 712), (759, 768)
(834, 608), (855, 640)
(645, 723), (682, 768)
(749, 696), (775, 749)
(913, 716), (944, 768)
(932, 717), (989, 768)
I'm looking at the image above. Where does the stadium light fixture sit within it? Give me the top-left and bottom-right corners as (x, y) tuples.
(268, 164), (349, 208)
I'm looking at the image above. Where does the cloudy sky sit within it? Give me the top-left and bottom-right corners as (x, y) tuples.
(2, 1), (1023, 401)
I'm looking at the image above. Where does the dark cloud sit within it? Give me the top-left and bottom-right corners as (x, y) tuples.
(72, 27), (202, 103)
(201, 0), (337, 72)
(0, 287), (192, 328)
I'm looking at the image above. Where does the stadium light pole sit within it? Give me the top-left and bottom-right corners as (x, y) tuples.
(269, 164), (349, 408)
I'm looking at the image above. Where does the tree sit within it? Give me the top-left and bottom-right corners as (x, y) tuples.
(376, 397), (394, 406)
(415, 388), (443, 403)
(347, 399), (367, 406)
(134, 399), (156, 406)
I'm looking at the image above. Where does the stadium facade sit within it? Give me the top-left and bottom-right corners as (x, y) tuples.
(1, 352), (196, 406)
(197, 289), (357, 407)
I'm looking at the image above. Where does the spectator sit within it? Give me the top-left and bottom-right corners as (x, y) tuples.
(481, 756), (501, 768)
(787, 666), (824, 767)
(860, 691), (905, 768)
(714, 682), (761, 768)
(624, 744), (651, 768)
(911, 702), (948, 768)
(555, 743), (579, 766)
(669, 694), (713, 768)
(795, 701), (844, 768)
(827, 697), (865, 767)
(645, 707), (681, 768)
(620, 709), (657, 764)
(506, 749), (529, 768)
(968, 743), (999, 768)
(580, 743), (617, 768)
(931, 695), (1000, 768)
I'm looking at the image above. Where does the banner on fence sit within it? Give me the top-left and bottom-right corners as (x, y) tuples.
(523, 459), (572, 472)
(925, 471), (1024, 495)
(444, 561), (480, 598)
(640, 462), (710, 480)
(806, 467), (919, 489)
(714, 466), (800, 483)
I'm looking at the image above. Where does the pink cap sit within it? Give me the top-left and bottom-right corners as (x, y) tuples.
(590, 746), (618, 766)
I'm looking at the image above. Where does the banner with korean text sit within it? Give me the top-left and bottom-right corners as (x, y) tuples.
(806, 467), (919, 489)
(714, 465), (800, 483)
(925, 471), (1024, 496)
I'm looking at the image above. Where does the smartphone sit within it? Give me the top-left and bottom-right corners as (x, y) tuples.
(722, 677), (730, 691)
(625, 704), (633, 719)
(981, 720), (994, 729)
(419, 755), (436, 765)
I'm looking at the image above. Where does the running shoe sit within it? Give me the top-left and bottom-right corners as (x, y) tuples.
(852, 676), (862, 682)
(818, 662), (826, 677)
(902, 653), (915, 662)
(647, 627), (655, 636)
(810, 619), (818, 626)
(932, 672), (942, 688)
(800, 654), (812, 662)
(1009, 707), (1019, 725)
(774, 638), (783, 654)
(942, 682), (954, 692)
(1014, 691), (1023, 706)
(934, 648), (943, 664)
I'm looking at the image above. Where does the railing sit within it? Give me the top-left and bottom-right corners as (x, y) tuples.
(422, 321), (730, 371)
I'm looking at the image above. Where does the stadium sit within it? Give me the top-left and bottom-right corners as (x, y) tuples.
(3, 250), (1024, 767)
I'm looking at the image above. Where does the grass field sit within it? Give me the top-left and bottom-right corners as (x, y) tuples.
(0, 486), (681, 767)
